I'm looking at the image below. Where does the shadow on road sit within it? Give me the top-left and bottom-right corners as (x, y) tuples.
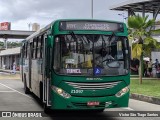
(31, 94), (117, 120)
(45, 110), (118, 120)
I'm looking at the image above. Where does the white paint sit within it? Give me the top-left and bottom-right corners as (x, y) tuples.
(122, 107), (134, 111)
(0, 91), (16, 92)
(0, 82), (32, 99)
(104, 107), (134, 111)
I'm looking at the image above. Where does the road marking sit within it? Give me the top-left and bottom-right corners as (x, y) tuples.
(122, 107), (134, 111)
(104, 107), (134, 111)
(0, 82), (32, 99)
(0, 91), (16, 92)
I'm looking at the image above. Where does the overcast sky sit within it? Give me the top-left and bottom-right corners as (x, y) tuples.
(2, 0), (158, 42)
(0, 0), (128, 31)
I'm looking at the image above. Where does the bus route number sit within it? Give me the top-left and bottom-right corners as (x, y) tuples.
(71, 90), (83, 94)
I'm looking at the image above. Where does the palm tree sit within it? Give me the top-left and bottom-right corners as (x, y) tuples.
(128, 14), (160, 84)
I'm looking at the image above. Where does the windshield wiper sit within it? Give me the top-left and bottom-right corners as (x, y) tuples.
(69, 31), (77, 41)
(108, 32), (116, 43)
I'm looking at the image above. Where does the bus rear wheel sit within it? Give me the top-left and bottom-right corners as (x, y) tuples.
(24, 76), (30, 94)
(39, 82), (43, 102)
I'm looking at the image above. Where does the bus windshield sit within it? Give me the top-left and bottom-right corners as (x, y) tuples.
(53, 34), (129, 76)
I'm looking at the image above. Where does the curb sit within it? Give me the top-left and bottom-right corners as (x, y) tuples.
(130, 93), (160, 105)
(0, 69), (20, 74)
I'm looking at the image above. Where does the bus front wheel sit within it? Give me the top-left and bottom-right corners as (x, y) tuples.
(44, 104), (51, 114)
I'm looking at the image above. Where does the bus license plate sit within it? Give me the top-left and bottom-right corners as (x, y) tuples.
(87, 101), (99, 106)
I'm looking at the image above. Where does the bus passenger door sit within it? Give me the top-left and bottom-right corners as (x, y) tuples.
(43, 35), (52, 107)
(24, 42), (31, 90)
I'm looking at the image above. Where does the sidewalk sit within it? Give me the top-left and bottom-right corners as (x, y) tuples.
(130, 75), (160, 105)
(130, 75), (160, 80)
(0, 74), (20, 80)
(0, 69), (20, 80)
(130, 93), (160, 105)
(0, 69), (20, 74)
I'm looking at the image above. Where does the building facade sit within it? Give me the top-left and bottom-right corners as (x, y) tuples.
(0, 47), (20, 70)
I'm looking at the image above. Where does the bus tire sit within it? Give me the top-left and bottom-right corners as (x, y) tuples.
(24, 75), (30, 94)
(93, 109), (104, 113)
(21, 74), (23, 82)
(40, 82), (43, 102)
(44, 104), (51, 114)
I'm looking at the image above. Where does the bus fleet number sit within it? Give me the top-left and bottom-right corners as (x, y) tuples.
(71, 90), (83, 94)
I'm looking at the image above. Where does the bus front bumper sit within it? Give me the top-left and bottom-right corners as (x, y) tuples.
(50, 91), (129, 110)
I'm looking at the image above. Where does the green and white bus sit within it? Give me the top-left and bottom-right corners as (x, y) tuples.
(20, 19), (130, 112)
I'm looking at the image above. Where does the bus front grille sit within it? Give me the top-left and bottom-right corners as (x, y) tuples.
(65, 81), (121, 90)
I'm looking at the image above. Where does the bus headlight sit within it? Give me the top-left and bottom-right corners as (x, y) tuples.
(51, 86), (71, 99)
(115, 86), (129, 97)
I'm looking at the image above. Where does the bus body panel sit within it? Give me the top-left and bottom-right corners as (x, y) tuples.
(24, 59), (30, 87)
(30, 59), (43, 98)
(51, 90), (129, 109)
(50, 72), (130, 109)
(31, 59), (40, 97)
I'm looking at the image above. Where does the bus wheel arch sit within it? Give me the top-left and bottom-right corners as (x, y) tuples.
(24, 74), (30, 94)
(39, 81), (51, 113)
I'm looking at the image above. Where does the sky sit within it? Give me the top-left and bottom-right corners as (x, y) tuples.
(0, 0), (157, 41)
(0, 0), (128, 31)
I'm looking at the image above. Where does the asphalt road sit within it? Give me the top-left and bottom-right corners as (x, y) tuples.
(0, 77), (160, 120)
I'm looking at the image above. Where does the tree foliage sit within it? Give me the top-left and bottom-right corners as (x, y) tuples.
(128, 14), (160, 84)
(0, 41), (21, 48)
(128, 14), (160, 58)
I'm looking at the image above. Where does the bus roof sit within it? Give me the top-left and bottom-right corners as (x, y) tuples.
(26, 22), (53, 41)
(25, 19), (125, 42)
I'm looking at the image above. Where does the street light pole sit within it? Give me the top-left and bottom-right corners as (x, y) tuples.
(28, 23), (32, 31)
(91, 0), (93, 19)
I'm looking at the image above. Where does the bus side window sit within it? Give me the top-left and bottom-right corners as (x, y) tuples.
(31, 39), (34, 59)
(33, 38), (37, 59)
(24, 43), (26, 58)
(37, 36), (41, 58)
(54, 37), (60, 70)
(40, 35), (44, 58)
(23, 44), (25, 58)
(35, 37), (38, 59)
(30, 41), (33, 58)
(25, 43), (28, 58)
(39, 34), (44, 75)
(27, 43), (30, 59)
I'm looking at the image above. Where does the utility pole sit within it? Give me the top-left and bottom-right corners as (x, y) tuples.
(91, 0), (93, 19)
(4, 38), (7, 49)
(28, 23), (32, 31)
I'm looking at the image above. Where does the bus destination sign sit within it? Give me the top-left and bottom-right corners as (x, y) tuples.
(59, 21), (123, 32)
